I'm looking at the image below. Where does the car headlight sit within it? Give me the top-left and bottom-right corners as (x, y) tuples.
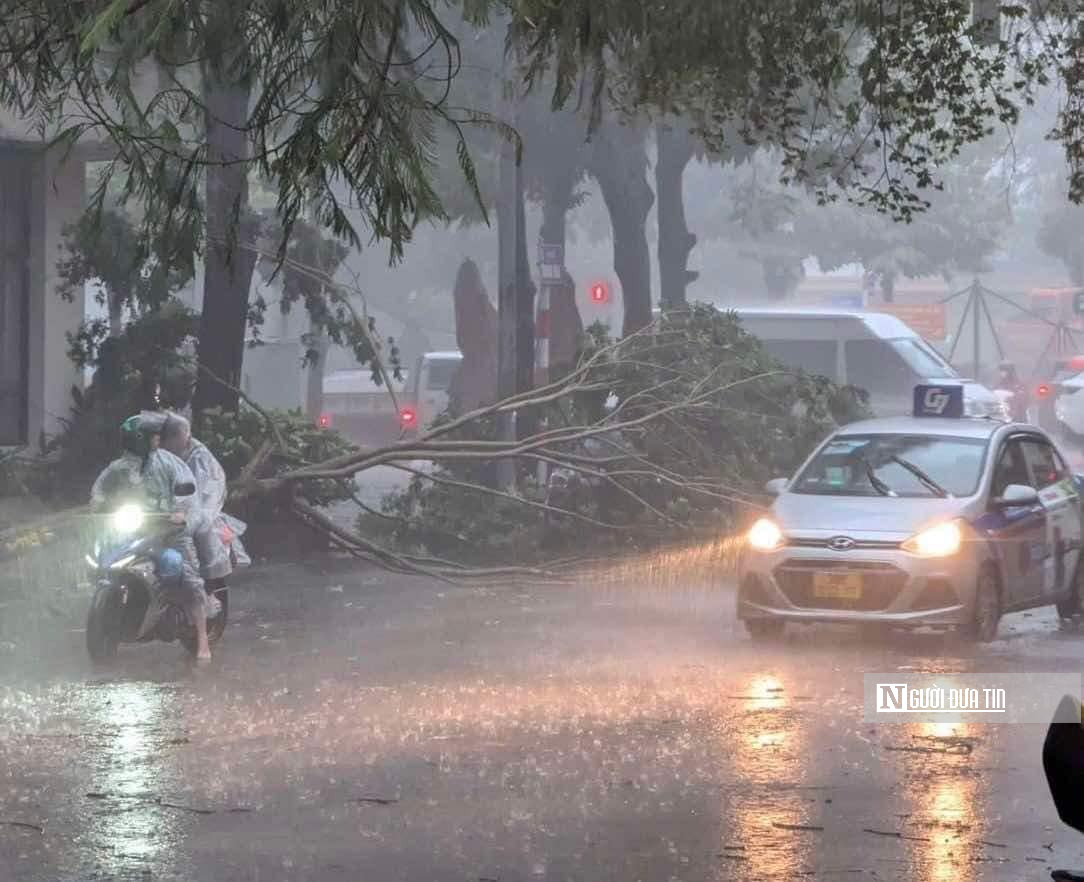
(902, 520), (963, 557)
(111, 504), (145, 534)
(748, 518), (785, 552)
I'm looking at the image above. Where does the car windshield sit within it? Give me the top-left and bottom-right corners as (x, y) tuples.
(791, 433), (988, 497)
(890, 338), (959, 379)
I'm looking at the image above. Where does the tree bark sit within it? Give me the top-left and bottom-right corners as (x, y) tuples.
(305, 321), (328, 423)
(655, 123), (698, 308)
(590, 123), (654, 335)
(448, 258), (497, 414)
(107, 294), (124, 337)
(514, 175), (537, 441)
(192, 75), (256, 424)
(540, 176), (584, 379)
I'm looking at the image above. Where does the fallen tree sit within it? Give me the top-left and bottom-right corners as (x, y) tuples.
(227, 305), (869, 578)
(2, 306), (866, 582)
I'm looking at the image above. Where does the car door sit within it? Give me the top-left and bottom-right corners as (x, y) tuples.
(986, 436), (1046, 607)
(1018, 436), (1082, 600)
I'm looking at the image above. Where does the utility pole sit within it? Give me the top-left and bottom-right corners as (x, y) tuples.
(495, 48), (520, 490)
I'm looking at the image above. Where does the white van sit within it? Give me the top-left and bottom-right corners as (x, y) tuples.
(403, 351), (463, 432)
(733, 309), (1005, 419)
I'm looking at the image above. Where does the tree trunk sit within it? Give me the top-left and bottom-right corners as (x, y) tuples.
(540, 176), (584, 379)
(192, 76), (256, 425)
(762, 256), (804, 301)
(448, 258), (497, 414)
(882, 272), (896, 303)
(305, 321), (328, 423)
(655, 123), (698, 308)
(590, 124), (654, 335)
(107, 293), (124, 337)
(514, 175), (538, 441)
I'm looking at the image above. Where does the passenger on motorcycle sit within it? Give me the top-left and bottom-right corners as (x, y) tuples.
(155, 411), (251, 577)
(89, 414), (214, 661)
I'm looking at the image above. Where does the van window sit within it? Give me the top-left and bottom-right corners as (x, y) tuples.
(759, 340), (838, 381)
(890, 338), (958, 378)
(844, 340), (914, 395)
(424, 360), (460, 391)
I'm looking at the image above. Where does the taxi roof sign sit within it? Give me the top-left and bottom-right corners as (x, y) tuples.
(913, 384), (964, 419)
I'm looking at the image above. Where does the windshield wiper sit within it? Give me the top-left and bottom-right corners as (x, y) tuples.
(861, 457), (896, 497)
(889, 455), (951, 498)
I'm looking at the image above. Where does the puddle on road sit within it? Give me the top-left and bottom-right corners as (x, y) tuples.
(78, 681), (184, 876)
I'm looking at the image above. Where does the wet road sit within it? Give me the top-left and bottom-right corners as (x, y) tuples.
(3, 558), (1084, 881)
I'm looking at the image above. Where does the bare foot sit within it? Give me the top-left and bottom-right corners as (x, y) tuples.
(195, 649), (212, 663)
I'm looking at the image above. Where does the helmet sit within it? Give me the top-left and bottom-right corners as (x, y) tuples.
(120, 415), (152, 459)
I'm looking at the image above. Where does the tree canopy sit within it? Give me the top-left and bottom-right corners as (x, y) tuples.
(2, 0), (1084, 269)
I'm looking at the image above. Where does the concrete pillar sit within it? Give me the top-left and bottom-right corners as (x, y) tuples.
(26, 147), (85, 442)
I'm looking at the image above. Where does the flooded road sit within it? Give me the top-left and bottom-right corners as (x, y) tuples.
(3, 558), (1084, 881)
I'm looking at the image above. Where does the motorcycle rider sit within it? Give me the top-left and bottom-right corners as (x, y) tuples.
(154, 410), (251, 578)
(90, 414), (213, 661)
(995, 361), (1030, 422)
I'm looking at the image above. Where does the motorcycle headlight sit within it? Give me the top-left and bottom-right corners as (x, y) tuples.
(111, 504), (145, 534)
(748, 518), (785, 552)
(902, 520), (963, 558)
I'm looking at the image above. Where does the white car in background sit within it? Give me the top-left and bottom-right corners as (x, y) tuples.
(1056, 371), (1084, 439)
(401, 351), (463, 434)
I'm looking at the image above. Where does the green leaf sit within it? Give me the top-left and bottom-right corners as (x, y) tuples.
(80, 0), (132, 55)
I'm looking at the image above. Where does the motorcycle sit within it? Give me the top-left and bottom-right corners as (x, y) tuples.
(84, 490), (229, 662)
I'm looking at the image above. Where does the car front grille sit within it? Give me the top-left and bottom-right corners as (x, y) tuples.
(788, 538), (901, 550)
(773, 559), (906, 612)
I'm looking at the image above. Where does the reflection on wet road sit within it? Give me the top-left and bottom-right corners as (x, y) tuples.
(3, 561), (1084, 881)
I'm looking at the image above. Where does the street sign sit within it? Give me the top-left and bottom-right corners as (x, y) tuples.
(538, 241), (564, 282)
(875, 303), (948, 341)
(539, 243), (563, 265)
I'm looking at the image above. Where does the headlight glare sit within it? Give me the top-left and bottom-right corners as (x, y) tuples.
(111, 504), (145, 534)
(903, 520), (963, 557)
(748, 518), (785, 552)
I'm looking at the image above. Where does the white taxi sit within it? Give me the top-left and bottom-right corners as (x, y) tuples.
(738, 385), (1084, 641)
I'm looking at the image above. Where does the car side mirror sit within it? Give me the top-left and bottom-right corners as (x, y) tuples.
(993, 484), (1039, 508)
(174, 482), (196, 496)
(765, 478), (788, 496)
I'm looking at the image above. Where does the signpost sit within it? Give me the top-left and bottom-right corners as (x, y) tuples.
(535, 240), (565, 488)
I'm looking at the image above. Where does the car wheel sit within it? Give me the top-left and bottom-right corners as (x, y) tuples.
(960, 567), (1001, 643)
(744, 619), (785, 641)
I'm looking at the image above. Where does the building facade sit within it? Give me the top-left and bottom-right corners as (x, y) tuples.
(0, 143), (87, 446)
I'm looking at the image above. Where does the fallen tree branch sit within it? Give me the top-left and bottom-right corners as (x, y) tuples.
(387, 463), (640, 534)
(291, 499), (552, 581)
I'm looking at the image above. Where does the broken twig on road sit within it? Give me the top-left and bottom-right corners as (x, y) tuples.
(0, 820), (43, 833)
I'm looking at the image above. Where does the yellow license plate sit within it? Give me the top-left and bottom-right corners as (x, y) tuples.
(813, 572), (863, 600)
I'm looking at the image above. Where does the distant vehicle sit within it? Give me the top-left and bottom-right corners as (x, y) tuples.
(401, 351), (463, 433)
(1050, 358), (1084, 440)
(738, 385), (1084, 643)
(732, 308), (1006, 420)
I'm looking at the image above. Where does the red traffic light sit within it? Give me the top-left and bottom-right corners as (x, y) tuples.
(1037, 383), (1052, 399)
(589, 281), (609, 304)
(317, 413), (331, 429)
(400, 407), (417, 428)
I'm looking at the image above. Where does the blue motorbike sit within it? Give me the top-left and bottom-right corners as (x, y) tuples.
(85, 495), (229, 661)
